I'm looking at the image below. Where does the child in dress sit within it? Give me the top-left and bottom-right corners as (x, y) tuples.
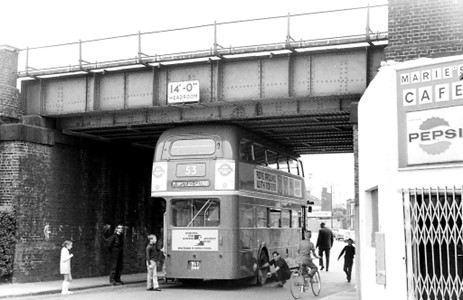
(60, 240), (74, 295)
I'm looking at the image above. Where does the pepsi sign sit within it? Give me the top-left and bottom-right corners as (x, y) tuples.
(406, 106), (463, 165)
(397, 57), (463, 167)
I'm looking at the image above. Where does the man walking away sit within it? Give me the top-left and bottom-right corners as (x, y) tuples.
(316, 222), (334, 271)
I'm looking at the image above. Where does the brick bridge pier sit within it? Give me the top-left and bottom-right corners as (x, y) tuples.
(0, 46), (163, 282)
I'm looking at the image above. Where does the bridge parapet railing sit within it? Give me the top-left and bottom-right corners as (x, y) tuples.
(17, 4), (387, 78)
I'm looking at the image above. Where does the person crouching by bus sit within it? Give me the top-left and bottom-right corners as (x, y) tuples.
(146, 234), (162, 291)
(298, 230), (320, 281)
(261, 251), (291, 287)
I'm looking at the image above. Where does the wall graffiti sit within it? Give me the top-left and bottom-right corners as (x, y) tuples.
(41, 223), (86, 241)
(43, 223), (51, 241)
(131, 227), (138, 242)
(40, 222), (142, 244)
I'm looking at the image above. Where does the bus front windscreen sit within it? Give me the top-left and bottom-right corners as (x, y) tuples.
(171, 199), (220, 227)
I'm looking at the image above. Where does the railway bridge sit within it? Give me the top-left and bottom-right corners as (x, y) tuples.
(17, 5), (388, 154)
(0, 5), (388, 282)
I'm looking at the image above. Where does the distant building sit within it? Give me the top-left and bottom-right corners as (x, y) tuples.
(305, 191), (325, 232)
(306, 191), (321, 206)
(321, 187), (332, 211)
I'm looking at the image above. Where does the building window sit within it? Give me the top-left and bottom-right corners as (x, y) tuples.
(364, 187), (379, 247)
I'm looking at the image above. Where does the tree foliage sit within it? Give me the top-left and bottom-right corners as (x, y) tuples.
(0, 211), (16, 281)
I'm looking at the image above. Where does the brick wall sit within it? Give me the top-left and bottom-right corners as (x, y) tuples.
(385, 0), (463, 61)
(0, 143), (20, 210)
(0, 46), (20, 121)
(0, 44), (164, 283)
(1, 137), (161, 282)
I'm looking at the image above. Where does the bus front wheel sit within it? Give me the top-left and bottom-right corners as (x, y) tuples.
(256, 251), (269, 286)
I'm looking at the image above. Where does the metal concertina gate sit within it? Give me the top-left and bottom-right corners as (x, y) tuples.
(403, 187), (463, 300)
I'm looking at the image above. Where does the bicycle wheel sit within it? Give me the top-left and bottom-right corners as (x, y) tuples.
(310, 271), (321, 296)
(289, 271), (305, 299)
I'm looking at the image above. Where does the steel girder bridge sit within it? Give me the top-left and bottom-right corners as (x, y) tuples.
(18, 5), (388, 155)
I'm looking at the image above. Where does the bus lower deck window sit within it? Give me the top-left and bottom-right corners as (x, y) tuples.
(171, 199), (220, 227)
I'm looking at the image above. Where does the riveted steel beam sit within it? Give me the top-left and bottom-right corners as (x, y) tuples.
(21, 44), (385, 155)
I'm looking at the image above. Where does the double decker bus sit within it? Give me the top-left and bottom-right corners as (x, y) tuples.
(151, 124), (307, 283)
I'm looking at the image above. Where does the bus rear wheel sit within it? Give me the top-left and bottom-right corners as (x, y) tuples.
(256, 251), (269, 286)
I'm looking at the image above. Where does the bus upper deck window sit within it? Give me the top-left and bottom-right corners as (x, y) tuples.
(253, 144), (266, 166)
(278, 156), (289, 172)
(267, 150), (278, 169)
(240, 140), (253, 162)
(288, 158), (299, 175)
(170, 139), (216, 156)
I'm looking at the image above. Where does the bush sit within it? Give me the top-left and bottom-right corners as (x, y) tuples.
(0, 211), (16, 281)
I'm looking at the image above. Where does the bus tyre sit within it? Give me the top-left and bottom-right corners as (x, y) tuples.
(256, 251), (269, 286)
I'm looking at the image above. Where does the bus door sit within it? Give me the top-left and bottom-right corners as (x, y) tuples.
(239, 201), (256, 278)
(302, 205), (307, 239)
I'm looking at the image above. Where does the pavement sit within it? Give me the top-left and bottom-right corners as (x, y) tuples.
(0, 271), (357, 299)
(0, 272), (149, 299)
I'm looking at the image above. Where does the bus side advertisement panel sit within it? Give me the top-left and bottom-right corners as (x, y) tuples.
(171, 229), (218, 251)
(254, 169), (303, 197)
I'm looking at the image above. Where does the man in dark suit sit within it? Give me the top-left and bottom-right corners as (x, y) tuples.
(316, 222), (334, 271)
(108, 224), (125, 285)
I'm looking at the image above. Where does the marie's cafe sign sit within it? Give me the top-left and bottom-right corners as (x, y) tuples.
(397, 59), (463, 167)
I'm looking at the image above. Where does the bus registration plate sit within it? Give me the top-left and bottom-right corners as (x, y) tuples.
(188, 260), (201, 270)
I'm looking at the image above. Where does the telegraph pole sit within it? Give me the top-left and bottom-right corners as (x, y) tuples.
(330, 185), (333, 228)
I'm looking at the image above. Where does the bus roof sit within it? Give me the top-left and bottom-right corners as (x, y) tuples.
(155, 123), (300, 158)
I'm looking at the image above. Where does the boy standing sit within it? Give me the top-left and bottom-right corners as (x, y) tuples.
(146, 234), (162, 291)
(338, 238), (355, 282)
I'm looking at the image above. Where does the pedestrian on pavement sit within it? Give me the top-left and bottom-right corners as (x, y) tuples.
(60, 240), (74, 295)
(316, 222), (334, 271)
(260, 251), (291, 287)
(146, 234), (162, 291)
(108, 224), (124, 285)
(298, 230), (320, 279)
(338, 238), (355, 282)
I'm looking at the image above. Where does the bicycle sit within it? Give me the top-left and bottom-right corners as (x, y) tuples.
(289, 264), (321, 298)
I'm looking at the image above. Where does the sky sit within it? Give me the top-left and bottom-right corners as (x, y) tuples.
(1, 0), (385, 204)
(2, 0), (387, 69)
(2, 0), (387, 49)
(303, 153), (355, 205)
